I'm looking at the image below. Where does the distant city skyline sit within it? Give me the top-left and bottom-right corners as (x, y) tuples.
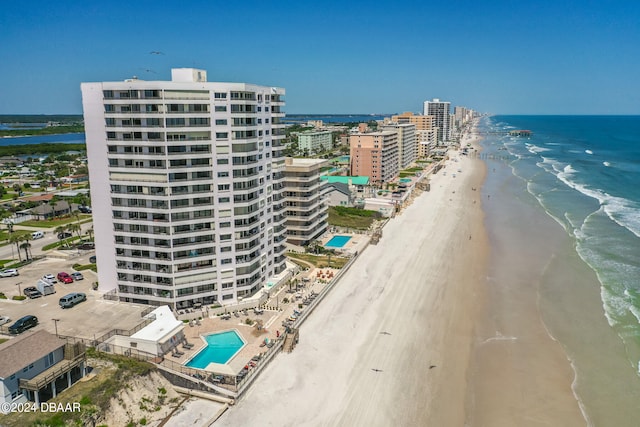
(1, 1), (639, 115)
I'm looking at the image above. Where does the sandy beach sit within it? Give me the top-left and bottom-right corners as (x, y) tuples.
(217, 131), (586, 426)
(218, 137), (487, 426)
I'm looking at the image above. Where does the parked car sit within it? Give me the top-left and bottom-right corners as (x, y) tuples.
(0, 269), (19, 277)
(89, 256), (97, 264)
(0, 315), (11, 326)
(59, 292), (86, 309)
(71, 272), (84, 281)
(43, 274), (57, 283)
(76, 242), (95, 250)
(57, 272), (74, 284)
(78, 206), (92, 214)
(31, 231), (44, 239)
(8, 315), (38, 334)
(57, 232), (73, 240)
(23, 287), (42, 299)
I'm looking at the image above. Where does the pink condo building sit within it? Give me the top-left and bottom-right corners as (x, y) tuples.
(349, 130), (399, 185)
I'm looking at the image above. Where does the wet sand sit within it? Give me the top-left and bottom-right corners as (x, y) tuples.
(467, 154), (586, 426)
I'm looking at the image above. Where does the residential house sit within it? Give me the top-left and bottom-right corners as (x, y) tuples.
(0, 330), (86, 408)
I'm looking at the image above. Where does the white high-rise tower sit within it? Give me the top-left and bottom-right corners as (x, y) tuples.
(81, 68), (287, 309)
(423, 98), (451, 143)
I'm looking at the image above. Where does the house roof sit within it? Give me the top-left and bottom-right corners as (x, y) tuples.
(31, 200), (71, 215)
(326, 181), (351, 196)
(131, 305), (183, 343)
(0, 330), (65, 378)
(320, 175), (369, 186)
(24, 194), (54, 203)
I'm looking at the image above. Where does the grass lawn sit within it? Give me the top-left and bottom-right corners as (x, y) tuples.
(18, 216), (92, 228)
(328, 206), (377, 230)
(287, 252), (349, 269)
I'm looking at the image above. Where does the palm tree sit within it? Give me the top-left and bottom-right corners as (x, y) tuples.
(68, 223), (82, 240)
(86, 226), (94, 241)
(19, 236), (32, 261)
(9, 233), (22, 262)
(54, 225), (71, 248)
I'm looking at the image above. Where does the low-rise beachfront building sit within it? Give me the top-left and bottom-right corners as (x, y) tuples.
(0, 330), (86, 409)
(349, 131), (399, 185)
(81, 68), (288, 308)
(322, 181), (353, 207)
(283, 158), (328, 247)
(381, 123), (416, 169)
(320, 175), (369, 195)
(297, 130), (332, 155)
(103, 306), (185, 357)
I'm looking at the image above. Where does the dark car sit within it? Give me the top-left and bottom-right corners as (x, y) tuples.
(78, 206), (92, 214)
(89, 255), (96, 264)
(76, 242), (95, 250)
(57, 232), (73, 240)
(23, 287), (42, 299)
(8, 315), (38, 334)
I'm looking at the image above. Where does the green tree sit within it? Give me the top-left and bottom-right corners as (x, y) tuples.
(9, 233), (22, 262)
(19, 236), (32, 261)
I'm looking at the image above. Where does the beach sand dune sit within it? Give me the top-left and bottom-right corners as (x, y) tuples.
(218, 149), (487, 427)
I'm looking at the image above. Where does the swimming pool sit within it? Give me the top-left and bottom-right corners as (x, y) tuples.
(399, 178), (412, 183)
(325, 235), (352, 248)
(185, 330), (245, 368)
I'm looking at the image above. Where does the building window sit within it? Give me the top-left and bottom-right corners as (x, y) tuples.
(215, 105), (227, 112)
(215, 119), (227, 125)
(221, 258), (232, 265)
(218, 197), (230, 203)
(217, 184), (230, 191)
(222, 294), (234, 300)
(217, 158), (229, 165)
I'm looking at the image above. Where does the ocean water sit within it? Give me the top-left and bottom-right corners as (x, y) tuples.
(480, 115), (640, 423)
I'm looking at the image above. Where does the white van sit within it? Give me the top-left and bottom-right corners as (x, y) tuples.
(32, 231), (44, 239)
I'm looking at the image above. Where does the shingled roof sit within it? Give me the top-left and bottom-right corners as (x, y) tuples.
(0, 330), (64, 379)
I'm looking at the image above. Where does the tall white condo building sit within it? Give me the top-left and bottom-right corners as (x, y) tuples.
(423, 98), (451, 143)
(81, 68), (287, 309)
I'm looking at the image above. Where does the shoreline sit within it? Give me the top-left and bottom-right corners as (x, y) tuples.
(467, 129), (587, 426)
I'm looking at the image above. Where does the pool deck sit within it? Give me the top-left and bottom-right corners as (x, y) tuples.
(160, 273), (339, 378)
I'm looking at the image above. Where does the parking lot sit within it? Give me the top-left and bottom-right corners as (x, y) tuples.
(0, 253), (148, 339)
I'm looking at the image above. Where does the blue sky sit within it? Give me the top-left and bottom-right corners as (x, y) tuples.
(1, 0), (639, 115)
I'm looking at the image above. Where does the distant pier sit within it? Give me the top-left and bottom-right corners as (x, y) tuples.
(508, 129), (532, 137)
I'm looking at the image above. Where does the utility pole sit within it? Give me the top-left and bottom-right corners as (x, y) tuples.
(15, 281), (22, 296)
(52, 318), (60, 337)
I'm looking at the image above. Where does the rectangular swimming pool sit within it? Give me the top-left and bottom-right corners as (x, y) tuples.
(325, 235), (352, 248)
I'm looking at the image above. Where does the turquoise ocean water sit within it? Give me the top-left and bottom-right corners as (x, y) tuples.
(483, 115), (640, 370)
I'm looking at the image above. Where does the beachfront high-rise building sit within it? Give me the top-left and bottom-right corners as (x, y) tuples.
(381, 123), (416, 169)
(349, 130), (399, 184)
(81, 68), (287, 309)
(297, 130), (332, 155)
(283, 158), (328, 247)
(423, 98), (451, 144)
